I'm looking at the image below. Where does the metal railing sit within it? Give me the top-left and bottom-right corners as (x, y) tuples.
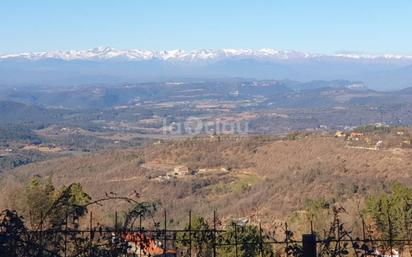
(2, 209), (411, 257)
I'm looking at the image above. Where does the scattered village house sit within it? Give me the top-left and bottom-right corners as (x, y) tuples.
(335, 131), (346, 138)
(168, 165), (193, 176)
(350, 132), (364, 138)
(348, 131), (364, 141)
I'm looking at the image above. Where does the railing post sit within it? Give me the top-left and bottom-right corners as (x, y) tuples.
(189, 210), (192, 257)
(213, 210), (217, 257)
(336, 218), (340, 251)
(40, 211), (44, 257)
(29, 211), (33, 229)
(64, 211), (68, 257)
(114, 211), (118, 233)
(89, 211), (93, 256)
(139, 214), (142, 257)
(361, 218), (366, 241)
(285, 222), (289, 257)
(259, 222), (264, 257)
(139, 214), (142, 231)
(163, 210), (167, 257)
(234, 223), (238, 257)
(302, 234), (317, 257)
(310, 220), (314, 234)
(388, 210), (393, 257)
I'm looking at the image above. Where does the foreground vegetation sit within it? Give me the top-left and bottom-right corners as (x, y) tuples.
(1, 179), (275, 257)
(3, 179), (412, 256)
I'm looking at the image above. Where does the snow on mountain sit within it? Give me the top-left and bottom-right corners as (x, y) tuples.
(2, 47), (412, 62)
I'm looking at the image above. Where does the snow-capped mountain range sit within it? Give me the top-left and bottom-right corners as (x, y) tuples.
(1, 47), (412, 91)
(1, 47), (412, 61)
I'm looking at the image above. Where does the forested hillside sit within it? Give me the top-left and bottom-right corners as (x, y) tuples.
(2, 134), (411, 233)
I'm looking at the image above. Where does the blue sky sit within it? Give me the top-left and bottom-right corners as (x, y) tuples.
(1, 0), (412, 54)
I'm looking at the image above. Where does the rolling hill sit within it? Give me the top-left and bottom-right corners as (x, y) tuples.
(1, 134), (412, 230)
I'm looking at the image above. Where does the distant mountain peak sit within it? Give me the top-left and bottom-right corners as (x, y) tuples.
(2, 47), (412, 62)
